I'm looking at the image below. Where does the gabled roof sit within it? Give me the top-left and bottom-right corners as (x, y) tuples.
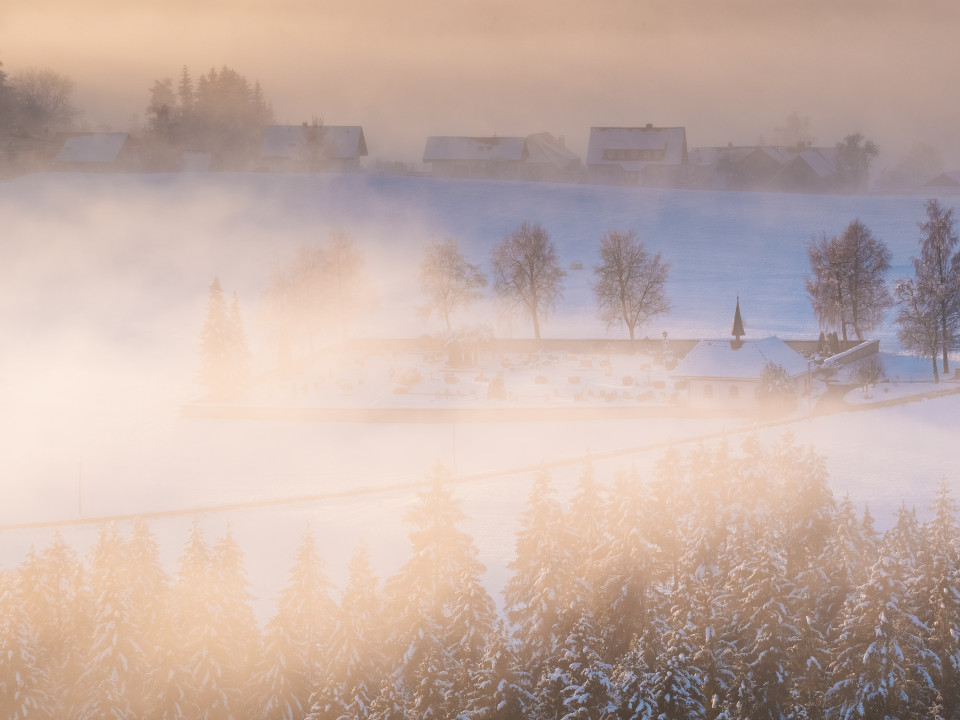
(524, 132), (580, 169)
(793, 147), (838, 179)
(672, 336), (809, 381)
(687, 145), (754, 165)
(926, 171), (960, 187)
(586, 126), (687, 166)
(423, 136), (527, 163)
(55, 132), (129, 164)
(261, 125), (367, 160)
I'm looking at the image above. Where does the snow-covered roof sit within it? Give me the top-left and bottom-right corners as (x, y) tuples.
(422, 136), (527, 163)
(261, 125), (367, 160)
(687, 146), (753, 166)
(794, 147), (838, 179)
(586, 126), (687, 166)
(926, 171), (960, 187)
(750, 145), (798, 166)
(524, 132), (580, 169)
(671, 336), (809, 381)
(55, 133), (128, 164)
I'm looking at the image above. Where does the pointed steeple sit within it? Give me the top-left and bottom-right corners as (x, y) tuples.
(731, 296), (745, 341)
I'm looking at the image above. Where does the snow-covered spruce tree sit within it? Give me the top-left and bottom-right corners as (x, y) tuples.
(594, 467), (655, 662)
(503, 468), (580, 679)
(566, 460), (606, 620)
(0, 569), (48, 720)
(199, 277), (250, 401)
(646, 612), (708, 720)
(550, 612), (617, 720)
(916, 479), (960, 716)
(258, 529), (338, 720)
(211, 528), (262, 718)
(383, 464), (496, 717)
(75, 524), (148, 720)
(157, 522), (259, 720)
(819, 495), (874, 640)
(127, 518), (169, 719)
(825, 555), (938, 720)
(883, 502), (923, 575)
(465, 620), (534, 720)
(725, 535), (798, 720)
(15, 532), (92, 719)
(308, 543), (384, 720)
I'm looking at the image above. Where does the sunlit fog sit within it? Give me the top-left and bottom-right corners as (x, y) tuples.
(3, 2), (960, 719)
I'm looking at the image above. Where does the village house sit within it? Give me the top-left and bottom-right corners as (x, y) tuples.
(687, 143), (841, 192)
(422, 135), (527, 179)
(260, 124), (368, 172)
(585, 125), (687, 186)
(421, 133), (580, 181)
(53, 132), (139, 171)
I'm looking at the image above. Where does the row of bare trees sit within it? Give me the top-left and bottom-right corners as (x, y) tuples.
(807, 199), (960, 381)
(424, 222), (670, 341)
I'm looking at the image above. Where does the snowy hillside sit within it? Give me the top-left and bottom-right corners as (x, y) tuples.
(0, 171), (957, 618)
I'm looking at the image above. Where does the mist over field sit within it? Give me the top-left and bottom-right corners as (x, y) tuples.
(5, 4), (960, 717)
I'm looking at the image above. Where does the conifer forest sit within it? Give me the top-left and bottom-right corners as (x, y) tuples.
(2, 435), (957, 720)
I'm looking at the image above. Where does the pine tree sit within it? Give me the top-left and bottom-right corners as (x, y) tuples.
(727, 538), (797, 720)
(0, 569), (48, 719)
(826, 555), (937, 720)
(384, 465), (495, 715)
(553, 613), (617, 720)
(916, 479), (960, 716)
(15, 532), (92, 719)
(199, 277), (250, 401)
(503, 469), (579, 677)
(211, 528), (262, 719)
(595, 467), (654, 661)
(316, 543), (383, 720)
(466, 621), (534, 720)
(258, 530), (338, 720)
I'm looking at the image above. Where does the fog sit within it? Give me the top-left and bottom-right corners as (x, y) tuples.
(5, 0), (960, 165)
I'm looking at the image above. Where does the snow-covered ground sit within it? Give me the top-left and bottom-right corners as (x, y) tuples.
(1, 171), (957, 619)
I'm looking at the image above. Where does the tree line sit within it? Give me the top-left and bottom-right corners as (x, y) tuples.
(0, 59), (275, 170)
(2, 436), (959, 720)
(806, 198), (960, 382)
(199, 227), (671, 399)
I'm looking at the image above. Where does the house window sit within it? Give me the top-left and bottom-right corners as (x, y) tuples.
(729, 385), (739, 400)
(703, 385), (713, 399)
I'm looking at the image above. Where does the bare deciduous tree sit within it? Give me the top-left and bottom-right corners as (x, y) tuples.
(261, 232), (372, 370)
(10, 67), (78, 134)
(592, 229), (670, 341)
(835, 133), (879, 193)
(492, 221), (563, 341)
(916, 198), (960, 374)
(895, 274), (943, 382)
(418, 238), (487, 331)
(806, 220), (891, 343)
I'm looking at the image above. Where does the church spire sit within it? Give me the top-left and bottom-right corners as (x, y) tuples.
(731, 296), (745, 341)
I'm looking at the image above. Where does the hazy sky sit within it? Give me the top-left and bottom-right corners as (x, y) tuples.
(4, 0), (960, 165)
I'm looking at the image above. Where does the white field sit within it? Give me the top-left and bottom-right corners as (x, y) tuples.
(1, 171), (958, 618)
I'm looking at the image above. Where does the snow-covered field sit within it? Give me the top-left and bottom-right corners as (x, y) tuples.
(1, 171), (957, 618)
